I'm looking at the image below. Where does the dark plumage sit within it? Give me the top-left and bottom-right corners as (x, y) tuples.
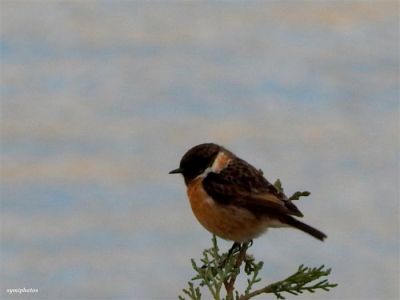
(170, 143), (327, 242)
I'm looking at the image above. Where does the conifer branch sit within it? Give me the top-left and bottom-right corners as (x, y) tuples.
(179, 236), (337, 300)
(179, 181), (337, 300)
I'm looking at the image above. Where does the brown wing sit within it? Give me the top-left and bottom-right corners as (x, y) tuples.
(202, 156), (303, 217)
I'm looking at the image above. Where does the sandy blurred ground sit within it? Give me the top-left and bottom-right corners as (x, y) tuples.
(0, 1), (399, 299)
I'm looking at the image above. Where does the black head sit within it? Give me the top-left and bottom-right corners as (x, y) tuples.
(169, 143), (221, 184)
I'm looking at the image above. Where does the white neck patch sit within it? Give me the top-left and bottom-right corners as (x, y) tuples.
(197, 151), (232, 179)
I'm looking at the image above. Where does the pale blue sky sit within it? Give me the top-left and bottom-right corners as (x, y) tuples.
(1, 1), (399, 299)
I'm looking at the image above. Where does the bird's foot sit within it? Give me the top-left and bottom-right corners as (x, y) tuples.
(227, 242), (241, 257)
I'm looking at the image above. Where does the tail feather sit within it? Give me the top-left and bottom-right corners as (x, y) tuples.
(283, 216), (327, 241)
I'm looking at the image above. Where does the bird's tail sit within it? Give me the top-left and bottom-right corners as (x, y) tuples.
(283, 216), (327, 241)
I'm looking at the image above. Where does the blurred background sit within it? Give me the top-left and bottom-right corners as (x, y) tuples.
(1, 1), (399, 299)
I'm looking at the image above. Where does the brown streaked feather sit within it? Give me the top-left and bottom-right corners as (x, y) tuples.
(203, 155), (303, 217)
(187, 177), (273, 242)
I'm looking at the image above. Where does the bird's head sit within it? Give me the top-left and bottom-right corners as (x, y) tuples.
(169, 143), (221, 185)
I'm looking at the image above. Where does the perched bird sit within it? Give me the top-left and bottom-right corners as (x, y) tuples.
(169, 143), (326, 243)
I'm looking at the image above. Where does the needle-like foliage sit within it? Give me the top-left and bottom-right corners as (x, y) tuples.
(179, 236), (337, 300)
(179, 180), (337, 300)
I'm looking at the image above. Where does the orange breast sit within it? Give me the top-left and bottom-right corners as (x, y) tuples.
(187, 178), (269, 242)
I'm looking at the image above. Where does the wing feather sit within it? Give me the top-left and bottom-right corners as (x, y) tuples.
(202, 156), (303, 217)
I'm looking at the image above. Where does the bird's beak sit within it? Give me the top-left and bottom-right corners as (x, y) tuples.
(169, 168), (183, 174)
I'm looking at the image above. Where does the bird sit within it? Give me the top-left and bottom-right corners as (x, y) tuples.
(169, 143), (326, 243)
